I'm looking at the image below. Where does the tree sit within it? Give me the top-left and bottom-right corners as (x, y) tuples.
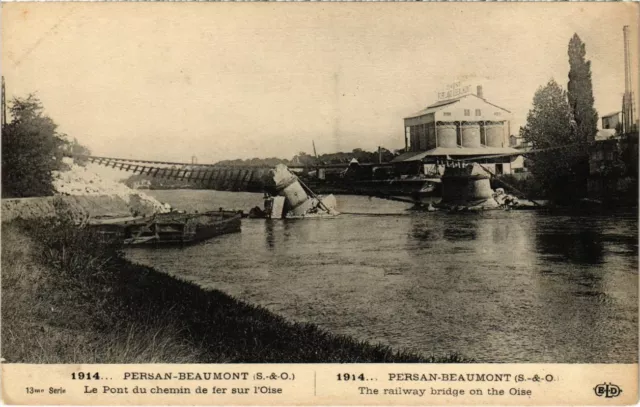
(1, 95), (68, 197)
(567, 34), (597, 196)
(521, 79), (585, 201)
(568, 34), (598, 143)
(62, 137), (92, 166)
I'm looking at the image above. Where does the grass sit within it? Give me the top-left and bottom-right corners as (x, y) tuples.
(2, 221), (203, 363)
(1, 209), (470, 363)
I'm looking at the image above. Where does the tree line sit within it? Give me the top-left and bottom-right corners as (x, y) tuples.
(212, 148), (397, 168)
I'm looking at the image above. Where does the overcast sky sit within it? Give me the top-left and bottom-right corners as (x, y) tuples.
(2, 3), (638, 164)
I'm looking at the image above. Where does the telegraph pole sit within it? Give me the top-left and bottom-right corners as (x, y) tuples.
(1, 76), (6, 127)
(622, 25), (636, 134)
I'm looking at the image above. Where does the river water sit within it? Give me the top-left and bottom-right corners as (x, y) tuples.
(126, 190), (638, 363)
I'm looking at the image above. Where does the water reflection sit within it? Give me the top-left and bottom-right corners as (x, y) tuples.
(265, 220), (275, 249)
(534, 218), (604, 265)
(443, 215), (478, 242)
(411, 227), (440, 242)
(443, 225), (478, 241)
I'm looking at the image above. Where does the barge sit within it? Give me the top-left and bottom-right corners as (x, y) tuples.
(88, 210), (242, 245)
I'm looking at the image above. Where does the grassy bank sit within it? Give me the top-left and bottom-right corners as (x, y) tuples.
(2, 213), (468, 363)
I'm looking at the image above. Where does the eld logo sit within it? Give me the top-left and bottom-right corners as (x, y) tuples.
(594, 383), (622, 398)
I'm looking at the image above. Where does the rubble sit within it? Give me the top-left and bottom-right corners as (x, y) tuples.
(52, 160), (170, 214)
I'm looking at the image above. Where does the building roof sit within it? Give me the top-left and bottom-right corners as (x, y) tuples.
(404, 99), (459, 119)
(602, 111), (621, 118)
(404, 93), (511, 120)
(392, 146), (520, 162)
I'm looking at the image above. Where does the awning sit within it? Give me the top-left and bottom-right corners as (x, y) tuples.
(391, 151), (431, 162)
(392, 147), (521, 163)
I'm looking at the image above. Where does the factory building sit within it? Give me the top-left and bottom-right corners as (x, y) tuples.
(394, 85), (520, 175)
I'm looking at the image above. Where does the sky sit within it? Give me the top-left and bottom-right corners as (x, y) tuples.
(2, 2), (638, 165)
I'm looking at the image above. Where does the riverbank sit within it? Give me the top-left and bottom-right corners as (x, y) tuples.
(1, 215), (467, 363)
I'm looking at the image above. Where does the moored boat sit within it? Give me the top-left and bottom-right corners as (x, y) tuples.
(88, 210), (242, 245)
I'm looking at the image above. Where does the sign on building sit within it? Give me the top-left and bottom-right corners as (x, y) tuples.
(437, 81), (473, 101)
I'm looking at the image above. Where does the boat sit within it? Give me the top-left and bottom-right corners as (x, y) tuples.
(88, 210), (242, 245)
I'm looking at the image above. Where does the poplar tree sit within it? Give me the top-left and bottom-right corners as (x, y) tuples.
(567, 34), (597, 196)
(568, 33), (598, 143)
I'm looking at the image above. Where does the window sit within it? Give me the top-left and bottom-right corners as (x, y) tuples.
(475, 109), (481, 116)
(443, 112), (451, 116)
(464, 109), (470, 116)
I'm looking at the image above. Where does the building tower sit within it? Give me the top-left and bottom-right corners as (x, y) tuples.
(622, 25), (636, 134)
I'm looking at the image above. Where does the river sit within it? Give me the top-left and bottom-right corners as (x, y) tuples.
(125, 189), (638, 363)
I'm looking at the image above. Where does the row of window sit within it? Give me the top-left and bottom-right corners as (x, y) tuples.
(442, 110), (502, 117)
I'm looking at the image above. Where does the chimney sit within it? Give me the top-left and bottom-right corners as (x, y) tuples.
(477, 85), (484, 99)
